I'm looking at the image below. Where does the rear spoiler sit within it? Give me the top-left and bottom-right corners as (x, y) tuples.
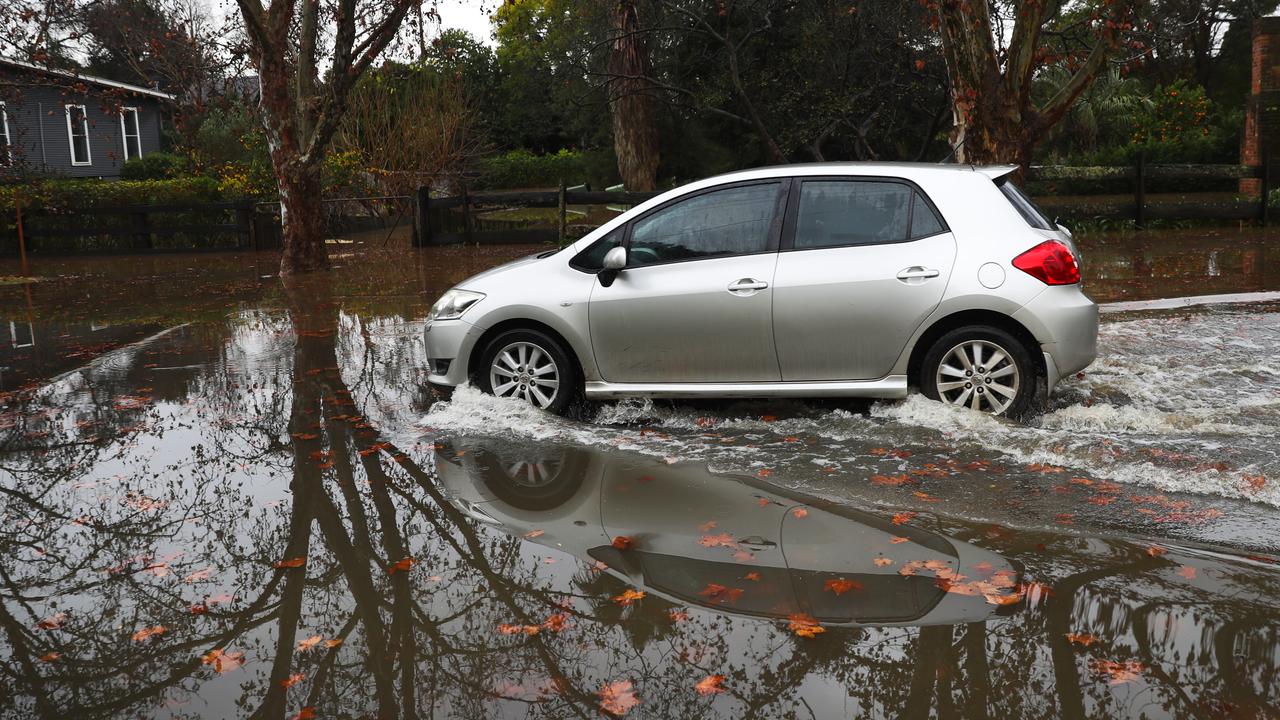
(973, 165), (1019, 182)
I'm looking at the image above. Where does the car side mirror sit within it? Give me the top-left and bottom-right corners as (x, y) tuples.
(599, 246), (627, 287)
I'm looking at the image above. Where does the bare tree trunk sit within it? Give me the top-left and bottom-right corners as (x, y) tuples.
(276, 160), (330, 274)
(608, 0), (660, 191)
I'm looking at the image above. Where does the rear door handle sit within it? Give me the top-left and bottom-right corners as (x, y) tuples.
(896, 266), (940, 281)
(728, 278), (769, 293)
(737, 535), (777, 550)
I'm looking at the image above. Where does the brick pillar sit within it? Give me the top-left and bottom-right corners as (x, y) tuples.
(1242, 18), (1280, 196)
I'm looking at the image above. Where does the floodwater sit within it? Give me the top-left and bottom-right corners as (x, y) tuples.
(0, 227), (1277, 719)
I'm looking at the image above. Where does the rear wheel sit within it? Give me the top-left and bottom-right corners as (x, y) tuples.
(476, 329), (579, 415)
(920, 326), (1035, 417)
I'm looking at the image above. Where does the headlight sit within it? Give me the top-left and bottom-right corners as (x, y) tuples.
(427, 289), (485, 322)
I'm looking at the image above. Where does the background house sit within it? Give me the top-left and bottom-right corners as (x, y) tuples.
(0, 58), (173, 179)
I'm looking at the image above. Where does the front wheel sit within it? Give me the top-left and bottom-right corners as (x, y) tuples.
(475, 329), (579, 415)
(919, 326), (1036, 417)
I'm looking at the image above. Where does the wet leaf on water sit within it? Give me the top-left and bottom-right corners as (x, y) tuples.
(290, 432), (319, 441)
(281, 673), (305, 688)
(668, 609), (690, 623)
(297, 635), (323, 652)
(37, 612), (67, 630)
(1243, 474), (1266, 491)
(890, 536), (910, 544)
(695, 674), (726, 696)
(524, 529), (545, 538)
(324, 638), (343, 648)
(497, 623), (539, 636)
(824, 578), (862, 595)
(599, 680), (641, 716)
(189, 603), (209, 615)
(611, 536), (634, 550)
(873, 557), (893, 568)
(1066, 633), (1098, 647)
(274, 556), (307, 569)
(612, 589), (645, 606)
(756, 469), (773, 478)
(871, 474), (913, 486)
(387, 557), (417, 574)
(791, 507), (808, 519)
(891, 511), (917, 525)
(787, 613), (826, 638)
(743, 571), (761, 581)
(1089, 658), (1144, 685)
(759, 415), (779, 422)
(289, 708), (317, 720)
(132, 625), (167, 642)
(697, 520), (717, 532)
(200, 645), (245, 671)
(1146, 545), (1167, 557)
(542, 613), (570, 632)
(698, 533), (737, 549)
(756, 497), (771, 507)
(1178, 565), (1197, 579)
(698, 583), (744, 604)
(1026, 463), (1066, 474)
(39, 652), (60, 662)
(183, 568), (213, 583)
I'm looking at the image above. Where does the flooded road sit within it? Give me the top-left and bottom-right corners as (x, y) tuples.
(0, 229), (1278, 719)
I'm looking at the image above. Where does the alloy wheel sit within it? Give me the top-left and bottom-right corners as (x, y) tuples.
(934, 339), (1020, 415)
(489, 341), (561, 409)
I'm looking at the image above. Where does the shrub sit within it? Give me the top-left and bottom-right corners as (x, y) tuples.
(0, 176), (222, 214)
(120, 152), (190, 181)
(475, 149), (591, 190)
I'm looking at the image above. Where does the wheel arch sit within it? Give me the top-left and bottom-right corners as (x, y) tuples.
(468, 319), (585, 384)
(906, 310), (1044, 387)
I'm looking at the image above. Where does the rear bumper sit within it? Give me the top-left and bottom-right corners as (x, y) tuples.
(1012, 285), (1099, 391)
(424, 319), (481, 387)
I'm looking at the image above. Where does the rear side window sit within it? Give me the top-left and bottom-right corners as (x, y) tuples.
(628, 182), (782, 266)
(794, 181), (945, 249)
(999, 179), (1054, 230)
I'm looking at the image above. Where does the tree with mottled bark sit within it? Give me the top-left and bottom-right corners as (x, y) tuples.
(607, 0), (660, 191)
(933, 0), (1144, 168)
(232, 0), (424, 274)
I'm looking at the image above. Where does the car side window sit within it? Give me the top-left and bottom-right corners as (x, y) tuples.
(569, 227), (625, 272)
(794, 181), (947, 249)
(628, 182), (782, 267)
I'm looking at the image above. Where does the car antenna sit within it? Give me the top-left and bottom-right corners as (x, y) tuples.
(939, 135), (966, 165)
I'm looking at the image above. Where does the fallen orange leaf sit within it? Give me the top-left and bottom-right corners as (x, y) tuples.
(281, 673), (305, 688)
(289, 708), (317, 720)
(787, 613), (826, 638)
(599, 680), (641, 715)
(1178, 565), (1196, 579)
(275, 556), (307, 569)
(612, 589), (645, 606)
(297, 635), (323, 652)
(873, 557), (893, 567)
(387, 557), (417, 575)
(132, 625), (167, 642)
(698, 533), (738, 549)
(611, 536), (634, 551)
(201, 647), (245, 674)
(695, 674), (726, 696)
(791, 507), (808, 519)
(1066, 633), (1097, 647)
(824, 577), (862, 595)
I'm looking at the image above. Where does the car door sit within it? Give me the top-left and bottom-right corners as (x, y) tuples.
(597, 457), (799, 617)
(771, 178), (957, 381)
(588, 181), (787, 383)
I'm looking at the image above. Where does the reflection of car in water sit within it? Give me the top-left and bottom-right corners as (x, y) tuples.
(434, 439), (1022, 627)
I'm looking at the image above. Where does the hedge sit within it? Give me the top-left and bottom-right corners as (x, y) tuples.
(473, 148), (619, 191)
(0, 177), (223, 214)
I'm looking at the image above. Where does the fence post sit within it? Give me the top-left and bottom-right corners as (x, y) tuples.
(1133, 151), (1147, 230)
(133, 208), (152, 250)
(462, 183), (473, 245)
(15, 194), (29, 275)
(557, 179), (567, 246)
(236, 204), (253, 250)
(1261, 156), (1273, 227)
(414, 186), (431, 247)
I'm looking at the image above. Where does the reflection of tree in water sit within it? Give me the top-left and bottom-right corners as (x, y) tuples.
(0, 282), (1278, 718)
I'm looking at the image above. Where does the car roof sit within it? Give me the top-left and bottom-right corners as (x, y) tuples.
(699, 161), (1019, 184)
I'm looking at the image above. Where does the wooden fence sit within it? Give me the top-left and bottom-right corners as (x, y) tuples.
(414, 185), (660, 246)
(2, 201), (257, 255)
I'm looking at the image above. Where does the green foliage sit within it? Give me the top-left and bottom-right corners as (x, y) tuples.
(475, 149), (615, 190)
(0, 177), (221, 214)
(120, 152), (190, 181)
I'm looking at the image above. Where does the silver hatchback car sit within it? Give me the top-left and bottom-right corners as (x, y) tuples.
(424, 162), (1098, 417)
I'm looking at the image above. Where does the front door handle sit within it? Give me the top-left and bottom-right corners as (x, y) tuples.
(737, 535), (777, 550)
(728, 278), (769, 294)
(896, 266), (940, 281)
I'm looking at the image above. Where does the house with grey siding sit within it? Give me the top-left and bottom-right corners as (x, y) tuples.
(0, 58), (173, 179)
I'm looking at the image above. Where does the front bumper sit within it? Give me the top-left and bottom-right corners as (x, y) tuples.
(424, 319), (481, 387)
(1012, 285), (1099, 391)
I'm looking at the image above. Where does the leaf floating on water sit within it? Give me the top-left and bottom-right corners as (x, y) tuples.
(274, 556), (307, 569)
(697, 520), (717, 532)
(611, 536), (634, 550)
(695, 674), (726, 696)
(612, 589), (645, 606)
(891, 511), (917, 525)
(524, 529), (545, 538)
(297, 635), (323, 652)
(890, 536), (910, 544)
(281, 673), (305, 689)
(1243, 474), (1266, 491)
(1066, 633), (1098, 647)
(289, 708), (317, 720)
(873, 557), (893, 568)
(1178, 565), (1197, 579)
(743, 571), (761, 581)
(1146, 545), (1167, 558)
(387, 557), (417, 575)
(787, 613), (825, 638)
(1089, 658), (1144, 685)
(668, 609), (690, 623)
(37, 612), (67, 630)
(39, 652), (60, 662)
(698, 583), (744, 604)
(132, 625), (167, 642)
(698, 533), (738, 549)
(791, 507), (808, 519)
(599, 680), (641, 716)
(824, 578), (862, 595)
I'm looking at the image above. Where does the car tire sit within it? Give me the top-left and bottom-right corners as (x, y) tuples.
(920, 326), (1036, 417)
(475, 328), (580, 415)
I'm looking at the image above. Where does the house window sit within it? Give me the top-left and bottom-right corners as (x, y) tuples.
(120, 107), (141, 160)
(0, 102), (10, 167)
(65, 104), (91, 166)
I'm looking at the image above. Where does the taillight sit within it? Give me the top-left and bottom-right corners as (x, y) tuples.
(1012, 240), (1080, 285)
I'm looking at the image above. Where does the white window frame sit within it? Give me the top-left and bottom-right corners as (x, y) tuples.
(65, 104), (91, 166)
(0, 102), (10, 166)
(120, 106), (141, 160)
(10, 321), (34, 349)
